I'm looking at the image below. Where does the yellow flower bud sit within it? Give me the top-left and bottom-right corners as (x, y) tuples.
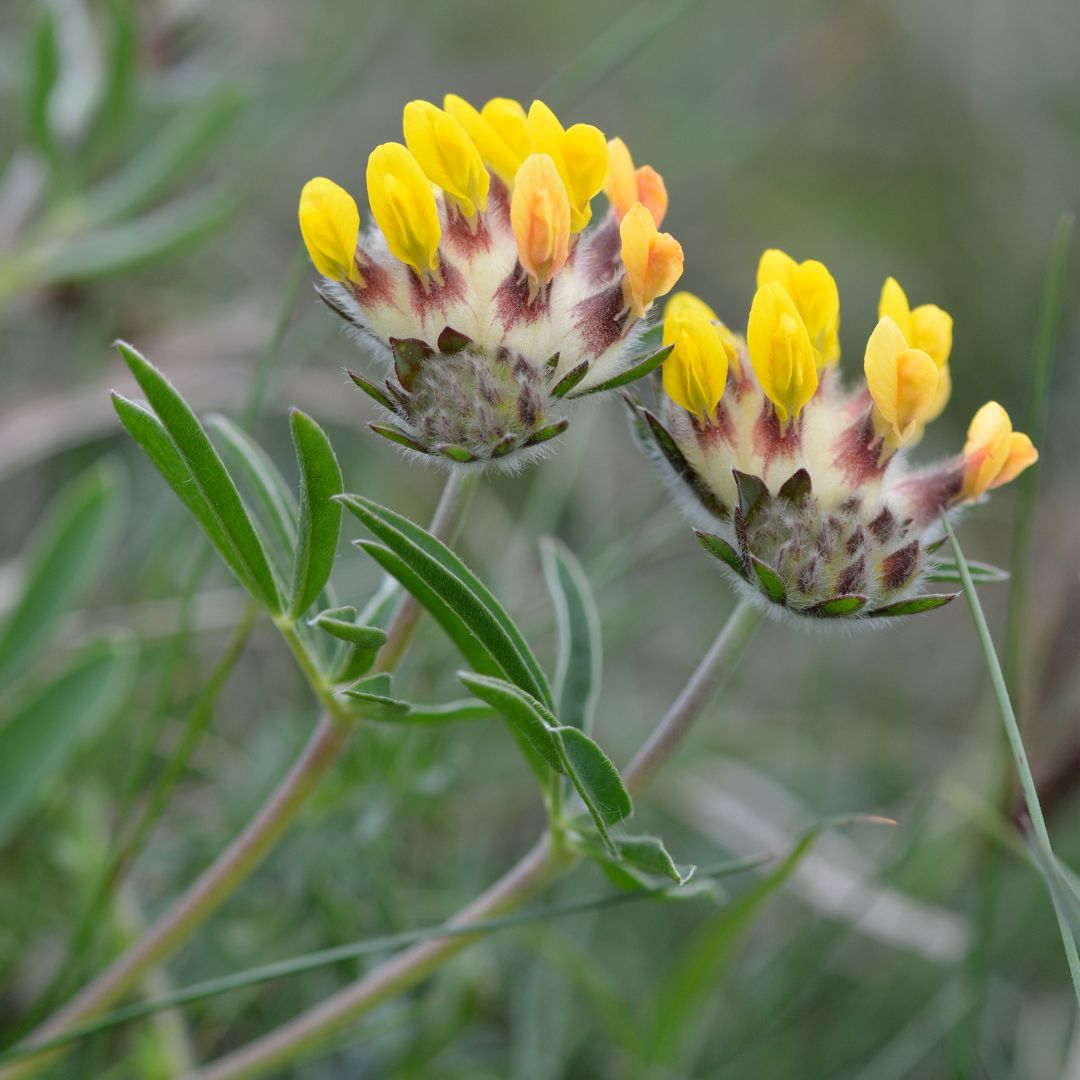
(366, 142), (442, 281)
(746, 283), (818, 424)
(604, 137), (669, 227)
(443, 94), (528, 188)
(863, 316), (940, 446)
(510, 153), (570, 293)
(878, 276), (953, 367)
(297, 177), (361, 284)
(403, 100), (489, 218)
(527, 100), (608, 232)
(961, 402), (1038, 500)
(619, 202), (684, 318)
(662, 295), (729, 419)
(756, 249), (840, 367)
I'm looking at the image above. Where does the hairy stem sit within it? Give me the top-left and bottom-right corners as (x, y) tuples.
(188, 599), (761, 1080)
(2, 469), (477, 1080)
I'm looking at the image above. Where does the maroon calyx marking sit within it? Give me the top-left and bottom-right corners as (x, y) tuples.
(796, 556), (820, 595)
(573, 281), (630, 356)
(868, 506), (896, 543)
(495, 268), (549, 330)
(752, 400), (801, 471)
(693, 400), (735, 448)
(845, 525), (865, 557)
(487, 177), (511, 229)
(899, 461), (965, 525)
(350, 253), (396, 311)
(445, 206), (493, 258)
(835, 554), (867, 595)
(833, 409), (885, 486)
(579, 213), (622, 285)
(408, 257), (467, 319)
(879, 539), (920, 592)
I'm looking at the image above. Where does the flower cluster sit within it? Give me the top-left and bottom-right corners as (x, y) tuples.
(629, 251), (1038, 621)
(298, 96), (684, 467)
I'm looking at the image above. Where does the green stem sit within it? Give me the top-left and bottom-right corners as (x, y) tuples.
(1, 469), (477, 1080)
(946, 518), (1080, 1007)
(186, 600), (762, 1080)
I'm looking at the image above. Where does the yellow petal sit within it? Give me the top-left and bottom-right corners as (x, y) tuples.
(482, 97), (531, 168)
(962, 401), (1013, 500)
(510, 153), (570, 289)
(878, 276), (912, 339)
(924, 362), (951, 424)
(910, 303), (953, 367)
(864, 317), (939, 443)
(603, 137), (637, 219)
(366, 143), (441, 279)
(661, 305), (729, 419)
(746, 282), (818, 424)
(634, 165), (668, 228)
(619, 202), (684, 318)
(444, 94), (524, 187)
(757, 249), (840, 366)
(664, 290), (719, 325)
(403, 100), (489, 217)
(526, 101), (607, 232)
(991, 432), (1038, 489)
(298, 177), (361, 284)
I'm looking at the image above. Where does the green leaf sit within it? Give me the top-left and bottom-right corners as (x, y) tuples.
(27, 12), (61, 170)
(31, 192), (235, 285)
(366, 699), (498, 726)
(288, 410), (343, 618)
(459, 672), (565, 777)
(79, 0), (138, 166)
(340, 496), (553, 708)
(208, 414), (298, 578)
(113, 396), (256, 593)
(541, 539), (601, 734)
(867, 593), (958, 617)
(550, 361), (590, 398)
(749, 555), (786, 604)
(693, 530), (747, 579)
(356, 541), (501, 679)
(309, 609), (386, 649)
(0, 638), (137, 847)
(565, 344), (673, 398)
(0, 464), (125, 688)
(557, 725), (632, 853)
(116, 342), (281, 612)
(81, 89), (243, 225)
(340, 673), (410, 721)
(805, 594), (868, 617)
(573, 831), (696, 887)
(926, 559), (1010, 585)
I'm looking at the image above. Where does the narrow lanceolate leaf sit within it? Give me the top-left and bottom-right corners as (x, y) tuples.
(308, 609), (387, 649)
(288, 409), (343, 618)
(926, 559), (1010, 585)
(459, 672), (565, 778)
(0, 638), (137, 847)
(867, 593), (958, 617)
(209, 414), (298, 577)
(557, 725), (632, 854)
(116, 342), (281, 611)
(347, 370), (400, 415)
(693, 531), (747, 580)
(569, 832), (695, 889)
(750, 556), (787, 604)
(340, 496), (553, 708)
(616, 835), (696, 885)
(549, 361), (590, 399)
(805, 594), (867, 617)
(635, 405), (728, 520)
(340, 673), (410, 721)
(368, 699), (498, 726)
(541, 538), (601, 734)
(368, 423), (431, 454)
(522, 419), (570, 448)
(113, 396), (256, 592)
(565, 344), (673, 398)
(0, 464), (125, 688)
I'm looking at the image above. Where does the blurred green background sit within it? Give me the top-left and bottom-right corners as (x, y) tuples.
(2, 0), (1079, 1076)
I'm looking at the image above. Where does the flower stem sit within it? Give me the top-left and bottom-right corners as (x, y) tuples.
(946, 518), (1080, 1008)
(186, 599), (761, 1080)
(1, 469), (477, 1080)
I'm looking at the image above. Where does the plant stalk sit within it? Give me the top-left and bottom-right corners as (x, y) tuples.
(1, 469), (476, 1080)
(187, 599), (762, 1080)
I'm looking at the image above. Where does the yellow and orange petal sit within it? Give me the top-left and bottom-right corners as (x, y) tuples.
(619, 202), (684, 318)
(510, 153), (571, 291)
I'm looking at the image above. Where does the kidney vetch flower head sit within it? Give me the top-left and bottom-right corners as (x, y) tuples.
(628, 252), (1038, 622)
(297, 96), (684, 467)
